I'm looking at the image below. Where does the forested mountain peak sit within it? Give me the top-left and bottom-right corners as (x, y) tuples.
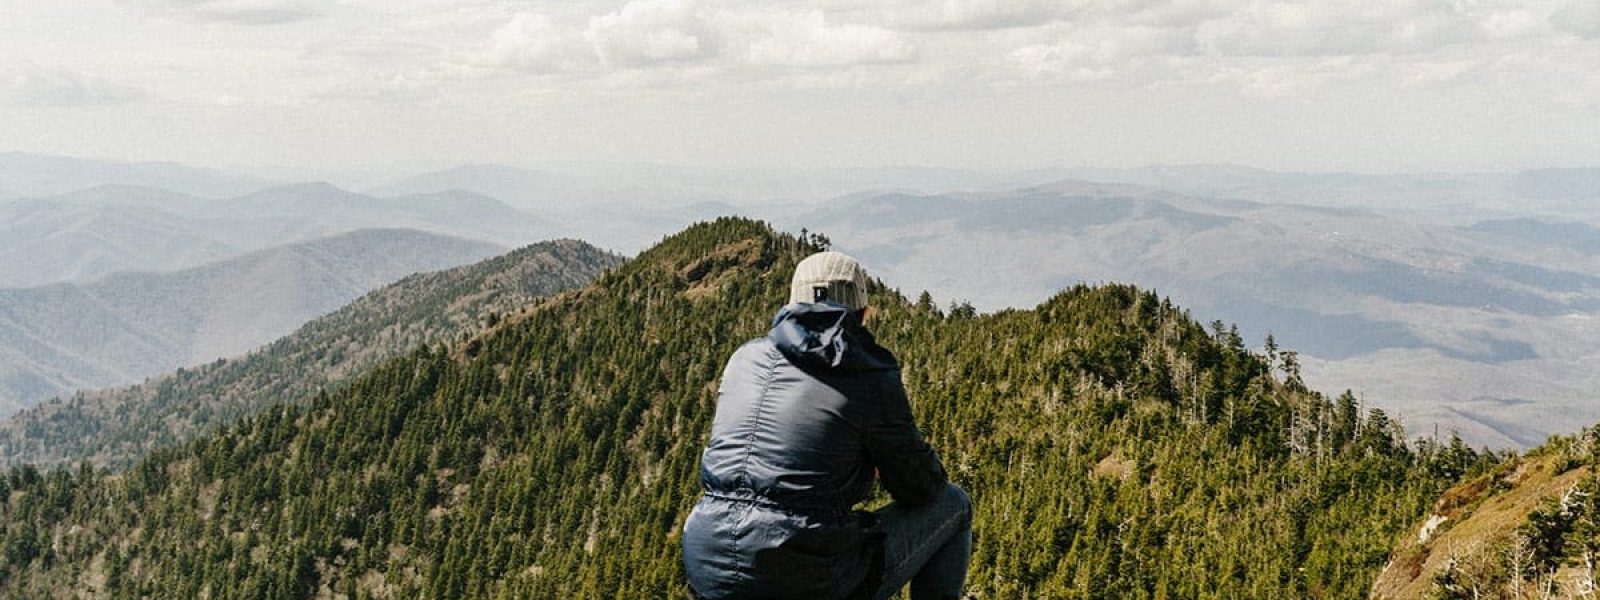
(0, 218), (1487, 598)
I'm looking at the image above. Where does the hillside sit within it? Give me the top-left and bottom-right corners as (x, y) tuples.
(1373, 430), (1600, 599)
(0, 183), (552, 287)
(0, 229), (504, 415)
(0, 238), (620, 470)
(0, 219), (1484, 598)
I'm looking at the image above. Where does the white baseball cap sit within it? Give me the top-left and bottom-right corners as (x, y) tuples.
(789, 251), (869, 310)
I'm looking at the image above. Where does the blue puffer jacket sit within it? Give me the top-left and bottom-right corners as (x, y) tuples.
(682, 303), (948, 600)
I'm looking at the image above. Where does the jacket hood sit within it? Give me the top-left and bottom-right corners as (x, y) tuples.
(768, 302), (897, 371)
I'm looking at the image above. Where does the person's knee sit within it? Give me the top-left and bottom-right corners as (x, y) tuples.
(944, 482), (972, 527)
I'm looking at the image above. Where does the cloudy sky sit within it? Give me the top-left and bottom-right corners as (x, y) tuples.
(3, 0), (1598, 174)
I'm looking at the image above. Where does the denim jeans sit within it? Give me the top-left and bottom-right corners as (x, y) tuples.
(872, 482), (972, 600)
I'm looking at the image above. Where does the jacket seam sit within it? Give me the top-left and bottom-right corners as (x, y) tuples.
(730, 344), (783, 572)
(735, 345), (782, 489)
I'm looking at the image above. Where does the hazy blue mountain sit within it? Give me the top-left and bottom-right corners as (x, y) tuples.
(0, 229), (504, 415)
(372, 164), (759, 253)
(366, 164), (581, 209)
(1514, 167), (1600, 204)
(557, 199), (749, 254)
(1470, 218), (1600, 255)
(376, 161), (1599, 239)
(1005, 164), (1600, 227)
(0, 190), (240, 287)
(372, 162), (1041, 254)
(193, 183), (550, 248)
(783, 180), (1600, 448)
(373, 162), (1006, 208)
(0, 238), (619, 469)
(0, 152), (271, 199)
(0, 183), (552, 287)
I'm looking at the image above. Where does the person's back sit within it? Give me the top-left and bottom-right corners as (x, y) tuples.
(682, 252), (972, 600)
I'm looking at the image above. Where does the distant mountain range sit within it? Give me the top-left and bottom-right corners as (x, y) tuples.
(782, 180), (1600, 448)
(1004, 165), (1600, 226)
(9, 150), (1594, 225)
(370, 162), (1008, 209)
(374, 161), (1600, 253)
(0, 182), (552, 287)
(0, 152), (272, 199)
(0, 228), (505, 416)
(384, 161), (1600, 226)
(4, 150), (1598, 448)
(371, 163), (751, 253)
(0, 238), (619, 469)
(1469, 218), (1600, 255)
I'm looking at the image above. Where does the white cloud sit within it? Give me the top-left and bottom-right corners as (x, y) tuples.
(985, 0), (1583, 93)
(480, 12), (593, 72)
(1009, 42), (1115, 81)
(445, 4), (917, 81)
(584, 0), (717, 67)
(3, 65), (145, 107)
(232, 0), (1596, 101)
(866, 0), (1228, 32)
(1550, 0), (1600, 39)
(1113, 0), (1231, 28)
(1402, 58), (1482, 86)
(1205, 57), (1378, 99)
(313, 71), (449, 103)
(1479, 9), (1545, 40)
(5, 0), (1597, 172)
(1008, 24), (1193, 81)
(122, 0), (321, 25)
(734, 10), (917, 67)
(1184, 1), (1578, 58)
(882, 0), (1073, 31)
(1192, 1), (1484, 57)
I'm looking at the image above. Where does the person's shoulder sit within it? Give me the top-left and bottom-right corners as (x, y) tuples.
(729, 336), (780, 363)
(848, 331), (901, 373)
(737, 335), (775, 352)
(871, 342), (901, 367)
(721, 338), (789, 385)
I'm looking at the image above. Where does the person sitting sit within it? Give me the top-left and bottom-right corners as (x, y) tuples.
(682, 251), (972, 600)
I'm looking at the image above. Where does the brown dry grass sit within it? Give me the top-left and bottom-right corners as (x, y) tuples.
(1091, 453), (1135, 481)
(1370, 455), (1590, 599)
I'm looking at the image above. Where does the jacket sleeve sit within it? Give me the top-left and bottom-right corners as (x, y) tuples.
(863, 371), (947, 507)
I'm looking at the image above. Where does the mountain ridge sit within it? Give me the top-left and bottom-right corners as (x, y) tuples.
(0, 182), (552, 287)
(0, 237), (620, 470)
(0, 152), (272, 200)
(0, 228), (505, 416)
